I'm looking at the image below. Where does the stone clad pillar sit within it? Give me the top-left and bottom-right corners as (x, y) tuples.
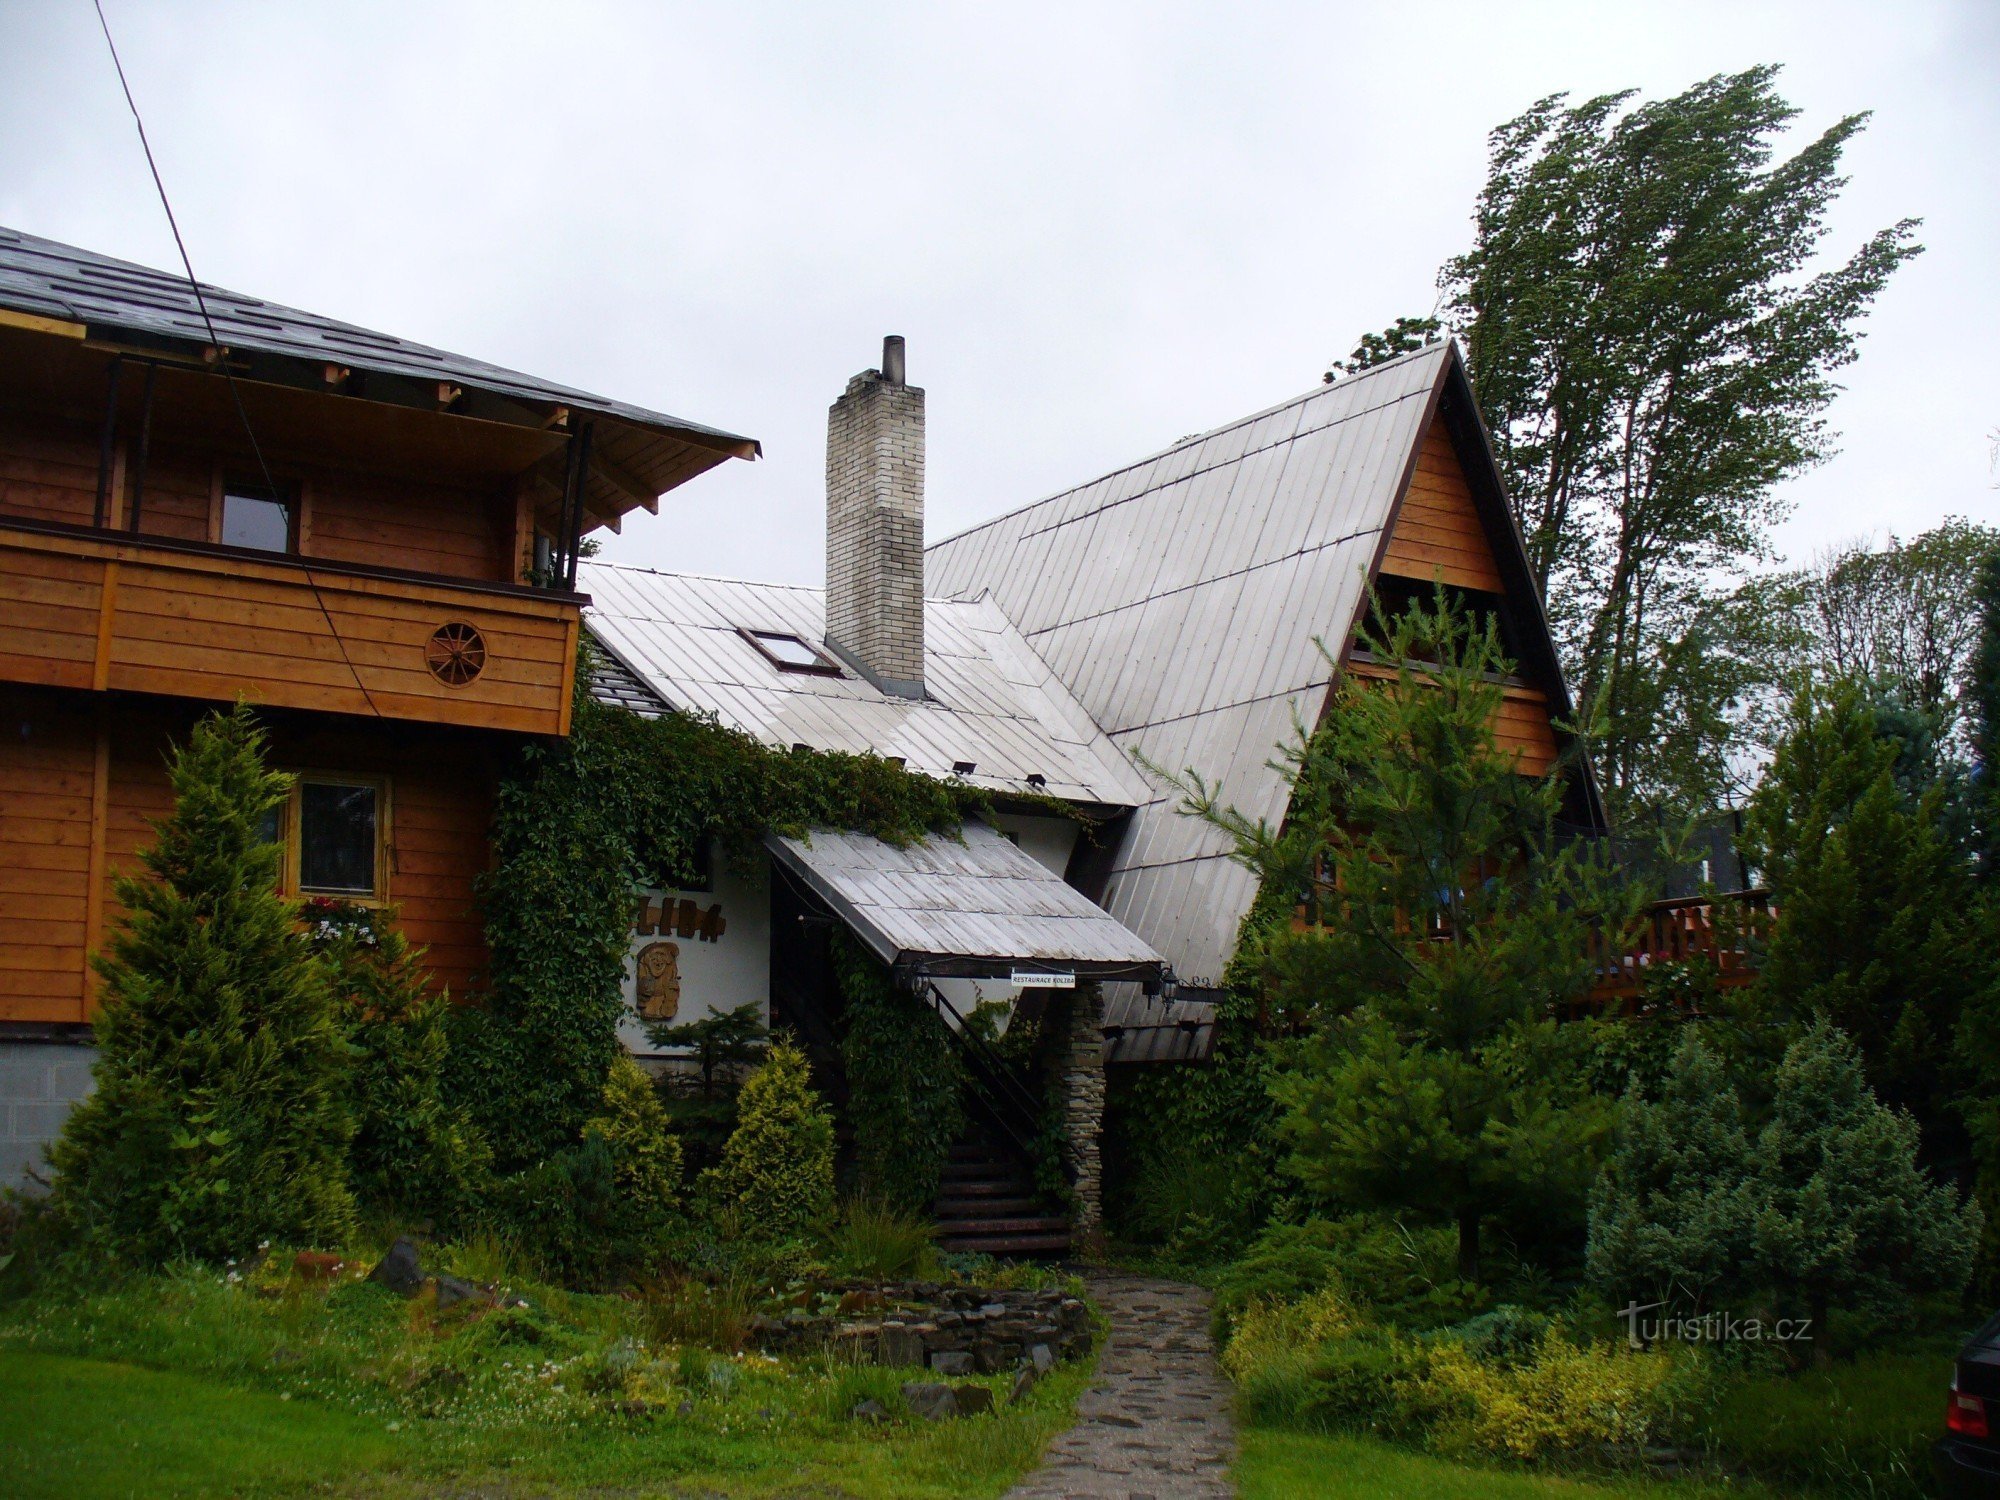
(1060, 982), (1106, 1252)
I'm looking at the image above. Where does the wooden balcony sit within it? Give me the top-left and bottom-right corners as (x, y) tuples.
(1578, 891), (1774, 1015)
(0, 515), (581, 736)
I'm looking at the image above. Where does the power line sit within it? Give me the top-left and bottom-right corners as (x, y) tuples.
(91, 0), (383, 719)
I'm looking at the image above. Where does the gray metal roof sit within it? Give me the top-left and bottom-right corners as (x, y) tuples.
(580, 561), (1151, 808)
(927, 345), (1453, 985)
(767, 821), (1165, 978)
(1100, 992), (1217, 1064)
(0, 226), (758, 521)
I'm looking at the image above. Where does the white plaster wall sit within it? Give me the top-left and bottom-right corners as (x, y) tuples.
(619, 850), (770, 1058)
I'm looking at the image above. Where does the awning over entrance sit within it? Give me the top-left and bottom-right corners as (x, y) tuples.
(765, 821), (1166, 984)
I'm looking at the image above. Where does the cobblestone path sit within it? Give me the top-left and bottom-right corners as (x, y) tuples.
(1006, 1271), (1236, 1500)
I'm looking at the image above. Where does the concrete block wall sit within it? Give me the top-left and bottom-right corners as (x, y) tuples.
(825, 352), (926, 698)
(1, 1041), (97, 1191)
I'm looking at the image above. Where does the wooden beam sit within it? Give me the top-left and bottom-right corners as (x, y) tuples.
(92, 560), (119, 691)
(0, 308), (87, 340)
(83, 725), (110, 1015)
(590, 452), (662, 514)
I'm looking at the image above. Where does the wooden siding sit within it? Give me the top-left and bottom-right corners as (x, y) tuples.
(1380, 424), (1504, 593)
(1344, 658), (1560, 776)
(0, 410), (525, 585)
(1, 690), (496, 1023)
(0, 522), (579, 736)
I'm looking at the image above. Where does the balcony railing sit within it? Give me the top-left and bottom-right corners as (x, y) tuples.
(0, 515), (581, 736)
(1578, 890), (1774, 1015)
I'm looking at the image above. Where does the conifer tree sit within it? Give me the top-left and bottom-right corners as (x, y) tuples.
(315, 905), (490, 1228)
(1753, 1022), (1978, 1344)
(1177, 592), (1635, 1280)
(48, 706), (354, 1263)
(698, 1039), (834, 1244)
(1741, 681), (1990, 1148)
(1586, 1029), (1758, 1312)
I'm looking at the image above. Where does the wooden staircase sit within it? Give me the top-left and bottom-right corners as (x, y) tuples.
(933, 1131), (1072, 1258)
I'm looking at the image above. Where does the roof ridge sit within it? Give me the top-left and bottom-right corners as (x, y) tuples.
(927, 342), (1451, 552)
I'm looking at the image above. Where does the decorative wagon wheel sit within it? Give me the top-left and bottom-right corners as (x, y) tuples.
(424, 622), (486, 686)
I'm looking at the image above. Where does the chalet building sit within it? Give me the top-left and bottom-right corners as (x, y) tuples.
(0, 226), (1592, 1254)
(0, 227), (757, 1187)
(580, 337), (1595, 1250)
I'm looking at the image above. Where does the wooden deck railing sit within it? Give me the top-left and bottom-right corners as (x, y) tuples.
(1577, 890), (1773, 1016)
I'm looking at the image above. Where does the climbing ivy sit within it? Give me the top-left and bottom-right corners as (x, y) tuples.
(460, 645), (991, 1175)
(832, 934), (965, 1215)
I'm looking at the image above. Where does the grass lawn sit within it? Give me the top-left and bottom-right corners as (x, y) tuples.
(1234, 1429), (1770, 1500)
(0, 1258), (1095, 1499)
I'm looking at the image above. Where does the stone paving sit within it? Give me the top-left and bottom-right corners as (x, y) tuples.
(1005, 1271), (1235, 1500)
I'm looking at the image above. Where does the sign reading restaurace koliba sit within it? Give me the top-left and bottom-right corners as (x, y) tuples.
(618, 854), (769, 1058)
(1010, 969), (1076, 988)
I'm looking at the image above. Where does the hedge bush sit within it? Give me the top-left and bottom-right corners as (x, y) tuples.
(698, 1041), (834, 1245)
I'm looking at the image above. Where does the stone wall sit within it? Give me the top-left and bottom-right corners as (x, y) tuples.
(1060, 984), (1106, 1251)
(0, 1038), (97, 1191)
(748, 1282), (1092, 1373)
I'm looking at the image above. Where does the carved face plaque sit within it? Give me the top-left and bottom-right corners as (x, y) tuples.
(634, 941), (682, 1022)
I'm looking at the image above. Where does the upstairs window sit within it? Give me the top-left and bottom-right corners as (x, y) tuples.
(220, 480), (297, 554)
(268, 774), (389, 901)
(738, 627), (842, 676)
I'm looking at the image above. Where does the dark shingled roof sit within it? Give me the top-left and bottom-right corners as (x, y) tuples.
(0, 225), (758, 524)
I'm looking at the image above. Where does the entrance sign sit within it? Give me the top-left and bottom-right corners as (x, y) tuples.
(1010, 969), (1076, 989)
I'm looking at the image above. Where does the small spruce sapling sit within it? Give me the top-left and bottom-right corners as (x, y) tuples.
(698, 1039), (834, 1244)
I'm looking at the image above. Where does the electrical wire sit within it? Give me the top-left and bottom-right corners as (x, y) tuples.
(92, 0), (383, 719)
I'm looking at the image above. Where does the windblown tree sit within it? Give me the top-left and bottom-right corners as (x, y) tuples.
(1437, 66), (1921, 820)
(1176, 593), (1638, 1280)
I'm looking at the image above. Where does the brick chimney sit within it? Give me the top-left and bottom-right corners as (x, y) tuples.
(824, 335), (925, 699)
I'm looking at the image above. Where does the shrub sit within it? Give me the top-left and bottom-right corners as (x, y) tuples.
(584, 1053), (685, 1212)
(313, 901), (490, 1229)
(47, 705), (355, 1264)
(698, 1040), (835, 1245)
(831, 1199), (936, 1282)
(1415, 1328), (1704, 1460)
(1221, 1286), (1363, 1384)
(1216, 1216), (1484, 1335)
(1586, 1028), (1758, 1313)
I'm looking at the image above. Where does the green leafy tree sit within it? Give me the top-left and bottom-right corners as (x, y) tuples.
(1443, 66), (1921, 819)
(314, 903), (490, 1229)
(699, 1039), (835, 1244)
(47, 706), (354, 1263)
(1586, 1029), (1759, 1313)
(1740, 680), (1991, 1147)
(1174, 592), (1637, 1279)
(1752, 1022), (1979, 1344)
(832, 936), (964, 1216)
(1970, 546), (2000, 868)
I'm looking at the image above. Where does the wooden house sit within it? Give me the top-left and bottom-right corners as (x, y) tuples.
(0, 227), (756, 1187)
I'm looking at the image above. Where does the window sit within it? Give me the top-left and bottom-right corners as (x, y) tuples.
(220, 480), (296, 554)
(737, 627), (841, 676)
(298, 780), (379, 894)
(268, 774), (389, 901)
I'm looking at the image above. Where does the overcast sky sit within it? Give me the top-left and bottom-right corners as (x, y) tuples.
(3, 1), (1993, 587)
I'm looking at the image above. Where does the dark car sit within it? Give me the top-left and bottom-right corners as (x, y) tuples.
(1938, 1313), (2000, 1498)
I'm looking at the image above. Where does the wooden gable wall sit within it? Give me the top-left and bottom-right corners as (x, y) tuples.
(1366, 415), (1562, 778)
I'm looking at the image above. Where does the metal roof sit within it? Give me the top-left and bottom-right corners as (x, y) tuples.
(1100, 992), (1218, 1065)
(767, 822), (1165, 979)
(927, 344), (1454, 985)
(0, 226), (759, 526)
(580, 561), (1152, 808)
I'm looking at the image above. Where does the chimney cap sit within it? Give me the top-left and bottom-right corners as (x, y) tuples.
(882, 335), (906, 387)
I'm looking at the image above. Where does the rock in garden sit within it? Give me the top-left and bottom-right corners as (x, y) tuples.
(952, 1384), (994, 1416)
(1009, 1365), (1037, 1404)
(929, 1350), (974, 1377)
(366, 1237), (425, 1297)
(901, 1381), (959, 1422)
(850, 1398), (889, 1424)
(1028, 1342), (1055, 1375)
(433, 1274), (482, 1311)
(877, 1325), (925, 1368)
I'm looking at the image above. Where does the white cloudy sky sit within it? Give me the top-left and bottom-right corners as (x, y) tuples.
(2, 1), (1993, 586)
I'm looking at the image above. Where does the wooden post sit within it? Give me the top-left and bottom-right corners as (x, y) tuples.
(82, 725), (111, 1016)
